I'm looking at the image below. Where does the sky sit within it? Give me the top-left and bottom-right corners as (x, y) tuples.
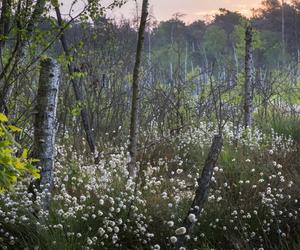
(113, 0), (262, 23)
(61, 0), (292, 23)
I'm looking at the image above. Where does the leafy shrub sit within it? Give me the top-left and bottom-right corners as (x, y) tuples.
(0, 113), (39, 191)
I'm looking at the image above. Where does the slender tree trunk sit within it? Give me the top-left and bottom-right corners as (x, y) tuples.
(0, 0), (12, 115)
(148, 28), (152, 84)
(33, 57), (60, 210)
(197, 67), (201, 96)
(170, 62), (173, 84)
(128, 0), (149, 178)
(281, 0), (285, 62)
(233, 43), (239, 86)
(0, 0), (11, 52)
(203, 46), (209, 84)
(52, 2), (97, 158)
(176, 135), (223, 248)
(244, 25), (254, 128)
(297, 49), (300, 81)
(185, 41), (188, 81)
(0, 0), (47, 113)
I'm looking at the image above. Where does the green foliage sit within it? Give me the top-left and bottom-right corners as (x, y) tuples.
(204, 25), (226, 58)
(271, 114), (300, 141)
(232, 22), (262, 59)
(0, 113), (40, 191)
(259, 30), (283, 66)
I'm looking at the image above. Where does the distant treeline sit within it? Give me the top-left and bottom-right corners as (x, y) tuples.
(38, 0), (300, 75)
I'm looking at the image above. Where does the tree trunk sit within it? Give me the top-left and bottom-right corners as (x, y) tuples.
(176, 135), (223, 248)
(185, 41), (188, 81)
(203, 46), (209, 84)
(0, 0), (12, 115)
(281, 0), (285, 62)
(233, 43), (239, 86)
(148, 28), (152, 84)
(244, 25), (254, 128)
(0, 0), (47, 113)
(128, 0), (149, 178)
(52, 2), (97, 159)
(0, 0), (12, 52)
(170, 62), (173, 84)
(33, 57), (60, 210)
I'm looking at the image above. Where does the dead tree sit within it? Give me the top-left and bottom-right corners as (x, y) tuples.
(176, 134), (223, 248)
(244, 25), (254, 128)
(52, 2), (97, 159)
(128, 0), (149, 178)
(33, 57), (60, 210)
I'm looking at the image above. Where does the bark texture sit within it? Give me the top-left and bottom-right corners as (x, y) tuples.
(33, 57), (60, 210)
(244, 25), (254, 128)
(128, 0), (149, 178)
(177, 135), (223, 248)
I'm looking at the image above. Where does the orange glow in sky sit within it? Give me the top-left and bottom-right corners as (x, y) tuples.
(62, 0), (293, 23)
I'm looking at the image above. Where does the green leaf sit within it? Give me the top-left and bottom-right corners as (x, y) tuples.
(8, 125), (22, 133)
(0, 113), (8, 122)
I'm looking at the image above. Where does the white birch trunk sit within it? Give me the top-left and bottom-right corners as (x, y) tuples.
(33, 57), (60, 210)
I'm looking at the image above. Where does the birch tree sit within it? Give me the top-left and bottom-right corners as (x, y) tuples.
(33, 57), (60, 210)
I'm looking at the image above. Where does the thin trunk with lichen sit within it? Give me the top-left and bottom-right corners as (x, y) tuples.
(176, 135), (223, 248)
(33, 57), (60, 210)
(244, 25), (254, 128)
(128, 0), (149, 178)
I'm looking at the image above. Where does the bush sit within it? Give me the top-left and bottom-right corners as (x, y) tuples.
(0, 113), (39, 191)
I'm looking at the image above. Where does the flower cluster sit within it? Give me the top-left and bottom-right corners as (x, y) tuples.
(0, 124), (299, 249)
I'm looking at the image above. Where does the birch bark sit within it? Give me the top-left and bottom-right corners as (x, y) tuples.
(33, 57), (60, 210)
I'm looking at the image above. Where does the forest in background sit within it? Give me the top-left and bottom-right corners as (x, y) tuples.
(0, 0), (300, 249)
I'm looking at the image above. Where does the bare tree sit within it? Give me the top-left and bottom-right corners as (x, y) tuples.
(128, 0), (149, 178)
(176, 134), (223, 248)
(33, 57), (60, 210)
(244, 25), (254, 128)
(52, 1), (97, 159)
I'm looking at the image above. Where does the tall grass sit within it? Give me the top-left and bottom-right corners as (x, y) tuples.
(0, 123), (299, 249)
